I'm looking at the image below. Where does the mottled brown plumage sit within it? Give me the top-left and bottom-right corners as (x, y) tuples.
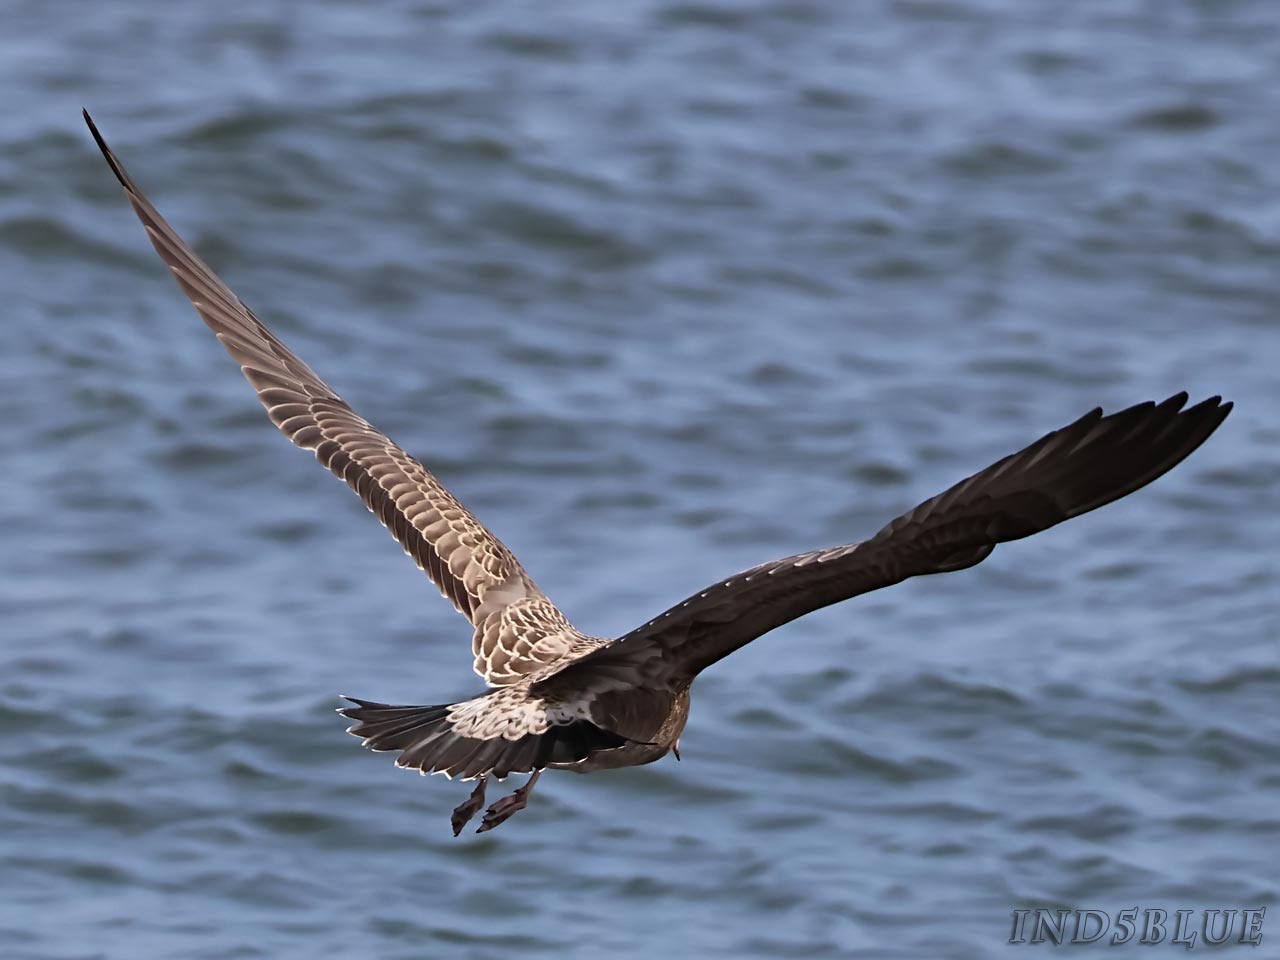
(87, 110), (1232, 836)
(83, 111), (597, 689)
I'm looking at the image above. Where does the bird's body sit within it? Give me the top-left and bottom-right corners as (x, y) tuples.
(86, 110), (1232, 835)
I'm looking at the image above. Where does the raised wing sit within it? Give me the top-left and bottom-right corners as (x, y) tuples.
(561, 393), (1230, 687)
(85, 110), (582, 685)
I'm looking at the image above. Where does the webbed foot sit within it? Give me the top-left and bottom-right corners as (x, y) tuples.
(451, 777), (487, 837)
(476, 770), (542, 834)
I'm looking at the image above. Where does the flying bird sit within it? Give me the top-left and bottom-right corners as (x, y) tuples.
(85, 110), (1232, 835)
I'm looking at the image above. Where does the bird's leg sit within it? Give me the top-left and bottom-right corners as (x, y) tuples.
(476, 770), (542, 834)
(450, 776), (487, 837)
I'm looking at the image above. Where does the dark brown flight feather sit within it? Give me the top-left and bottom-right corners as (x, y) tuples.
(557, 391), (1232, 687)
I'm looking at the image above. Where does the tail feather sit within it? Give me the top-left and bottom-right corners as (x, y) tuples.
(339, 699), (451, 751)
(458, 739), (506, 782)
(338, 695), (628, 781)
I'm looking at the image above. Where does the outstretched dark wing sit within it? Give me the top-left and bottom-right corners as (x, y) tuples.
(560, 393), (1230, 686)
(84, 110), (584, 685)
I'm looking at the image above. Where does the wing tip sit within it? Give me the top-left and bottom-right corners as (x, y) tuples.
(1178, 393), (1233, 436)
(82, 108), (132, 192)
(1190, 393), (1231, 415)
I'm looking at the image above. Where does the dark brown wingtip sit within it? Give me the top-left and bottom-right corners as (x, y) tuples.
(1183, 393), (1233, 430)
(1195, 394), (1230, 414)
(82, 109), (132, 192)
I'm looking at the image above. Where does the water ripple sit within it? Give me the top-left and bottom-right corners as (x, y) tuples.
(3, 1), (1276, 957)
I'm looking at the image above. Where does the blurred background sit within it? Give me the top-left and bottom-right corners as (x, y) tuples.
(1, 1), (1277, 957)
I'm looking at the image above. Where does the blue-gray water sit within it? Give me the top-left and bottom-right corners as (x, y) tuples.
(2, 2), (1278, 958)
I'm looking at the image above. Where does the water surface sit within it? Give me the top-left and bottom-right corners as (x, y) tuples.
(2, 2), (1278, 958)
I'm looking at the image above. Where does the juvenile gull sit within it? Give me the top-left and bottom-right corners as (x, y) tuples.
(85, 111), (1233, 835)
